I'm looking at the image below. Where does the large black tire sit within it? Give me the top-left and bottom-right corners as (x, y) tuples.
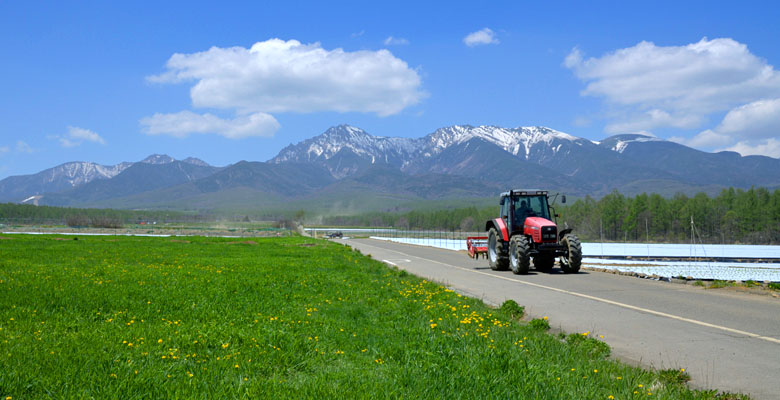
(488, 227), (509, 271)
(509, 235), (530, 275)
(533, 256), (554, 272)
(560, 234), (582, 274)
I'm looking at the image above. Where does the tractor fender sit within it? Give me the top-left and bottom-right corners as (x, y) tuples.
(558, 228), (573, 240)
(485, 218), (509, 242)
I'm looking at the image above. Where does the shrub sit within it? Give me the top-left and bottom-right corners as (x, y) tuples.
(565, 332), (611, 359)
(65, 214), (90, 227)
(659, 368), (691, 386)
(90, 216), (123, 229)
(709, 280), (735, 289)
(529, 317), (550, 331)
(500, 299), (524, 319)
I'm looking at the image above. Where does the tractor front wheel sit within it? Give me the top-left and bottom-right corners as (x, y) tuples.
(560, 234), (582, 274)
(488, 227), (508, 271)
(509, 235), (530, 275)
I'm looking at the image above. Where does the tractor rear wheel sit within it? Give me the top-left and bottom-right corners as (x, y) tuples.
(533, 256), (554, 272)
(509, 235), (530, 275)
(488, 227), (508, 271)
(560, 234), (582, 273)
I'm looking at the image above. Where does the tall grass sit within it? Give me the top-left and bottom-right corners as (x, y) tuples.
(0, 234), (743, 399)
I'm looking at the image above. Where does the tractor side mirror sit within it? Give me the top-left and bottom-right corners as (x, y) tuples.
(561, 195), (566, 204)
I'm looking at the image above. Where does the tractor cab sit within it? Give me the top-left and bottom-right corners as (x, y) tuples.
(500, 191), (553, 234)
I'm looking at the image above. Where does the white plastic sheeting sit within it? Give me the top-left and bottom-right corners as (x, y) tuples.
(370, 236), (467, 251)
(584, 258), (780, 282)
(581, 243), (779, 259)
(370, 237), (780, 281)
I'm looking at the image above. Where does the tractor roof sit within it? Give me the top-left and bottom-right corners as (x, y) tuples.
(499, 189), (549, 197)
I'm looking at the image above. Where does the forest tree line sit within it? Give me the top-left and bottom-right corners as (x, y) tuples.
(323, 187), (780, 245)
(0, 203), (205, 225)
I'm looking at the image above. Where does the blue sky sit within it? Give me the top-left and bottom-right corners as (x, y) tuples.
(2, 1), (780, 179)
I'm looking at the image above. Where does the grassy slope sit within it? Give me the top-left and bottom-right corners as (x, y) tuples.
(0, 235), (738, 399)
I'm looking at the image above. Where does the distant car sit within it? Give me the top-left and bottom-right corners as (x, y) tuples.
(325, 231), (343, 239)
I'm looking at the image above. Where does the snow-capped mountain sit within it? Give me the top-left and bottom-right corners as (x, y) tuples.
(0, 161), (132, 202)
(420, 125), (580, 160)
(270, 124), (638, 183)
(0, 155), (213, 203)
(269, 124), (780, 194)
(2, 124), (778, 209)
(271, 125), (421, 178)
(141, 154), (176, 164)
(273, 125), (420, 163)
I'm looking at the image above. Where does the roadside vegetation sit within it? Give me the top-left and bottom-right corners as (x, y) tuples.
(0, 234), (747, 398)
(323, 187), (780, 245)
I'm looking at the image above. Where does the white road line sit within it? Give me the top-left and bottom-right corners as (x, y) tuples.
(358, 240), (780, 346)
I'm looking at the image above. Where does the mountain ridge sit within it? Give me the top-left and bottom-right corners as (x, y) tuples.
(1, 124), (778, 212)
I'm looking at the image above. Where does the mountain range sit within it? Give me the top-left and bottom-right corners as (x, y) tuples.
(2, 125), (778, 213)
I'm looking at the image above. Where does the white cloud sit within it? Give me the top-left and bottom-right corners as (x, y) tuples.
(384, 36), (409, 46)
(16, 140), (33, 153)
(605, 109), (701, 133)
(140, 111), (280, 139)
(723, 138), (780, 158)
(713, 98), (780, 139)
(685, 129), (732, 148)
(567, 38), (780, 157)
(681, 98), (780, 153)
(463, 28), (499, 47)
(566, 38), (780, 133)
(148, 38), (424, 117)
(0, 145), (8, 154)
(58, 126), (106, 147)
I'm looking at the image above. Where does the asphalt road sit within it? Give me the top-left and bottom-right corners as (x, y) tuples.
(346, 238), (780, 400)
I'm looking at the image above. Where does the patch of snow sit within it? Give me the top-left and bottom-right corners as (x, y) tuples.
(613, 141), (629, 153)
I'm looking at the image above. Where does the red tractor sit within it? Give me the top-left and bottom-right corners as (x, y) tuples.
(484, 190), (581, 274)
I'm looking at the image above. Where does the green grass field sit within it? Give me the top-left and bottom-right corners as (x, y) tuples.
(0, 234), (744, 399)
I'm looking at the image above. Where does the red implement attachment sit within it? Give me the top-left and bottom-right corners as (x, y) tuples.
(466, 236), (489, 259)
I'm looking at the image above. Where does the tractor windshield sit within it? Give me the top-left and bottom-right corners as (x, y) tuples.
(513, 195), (550, 223)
